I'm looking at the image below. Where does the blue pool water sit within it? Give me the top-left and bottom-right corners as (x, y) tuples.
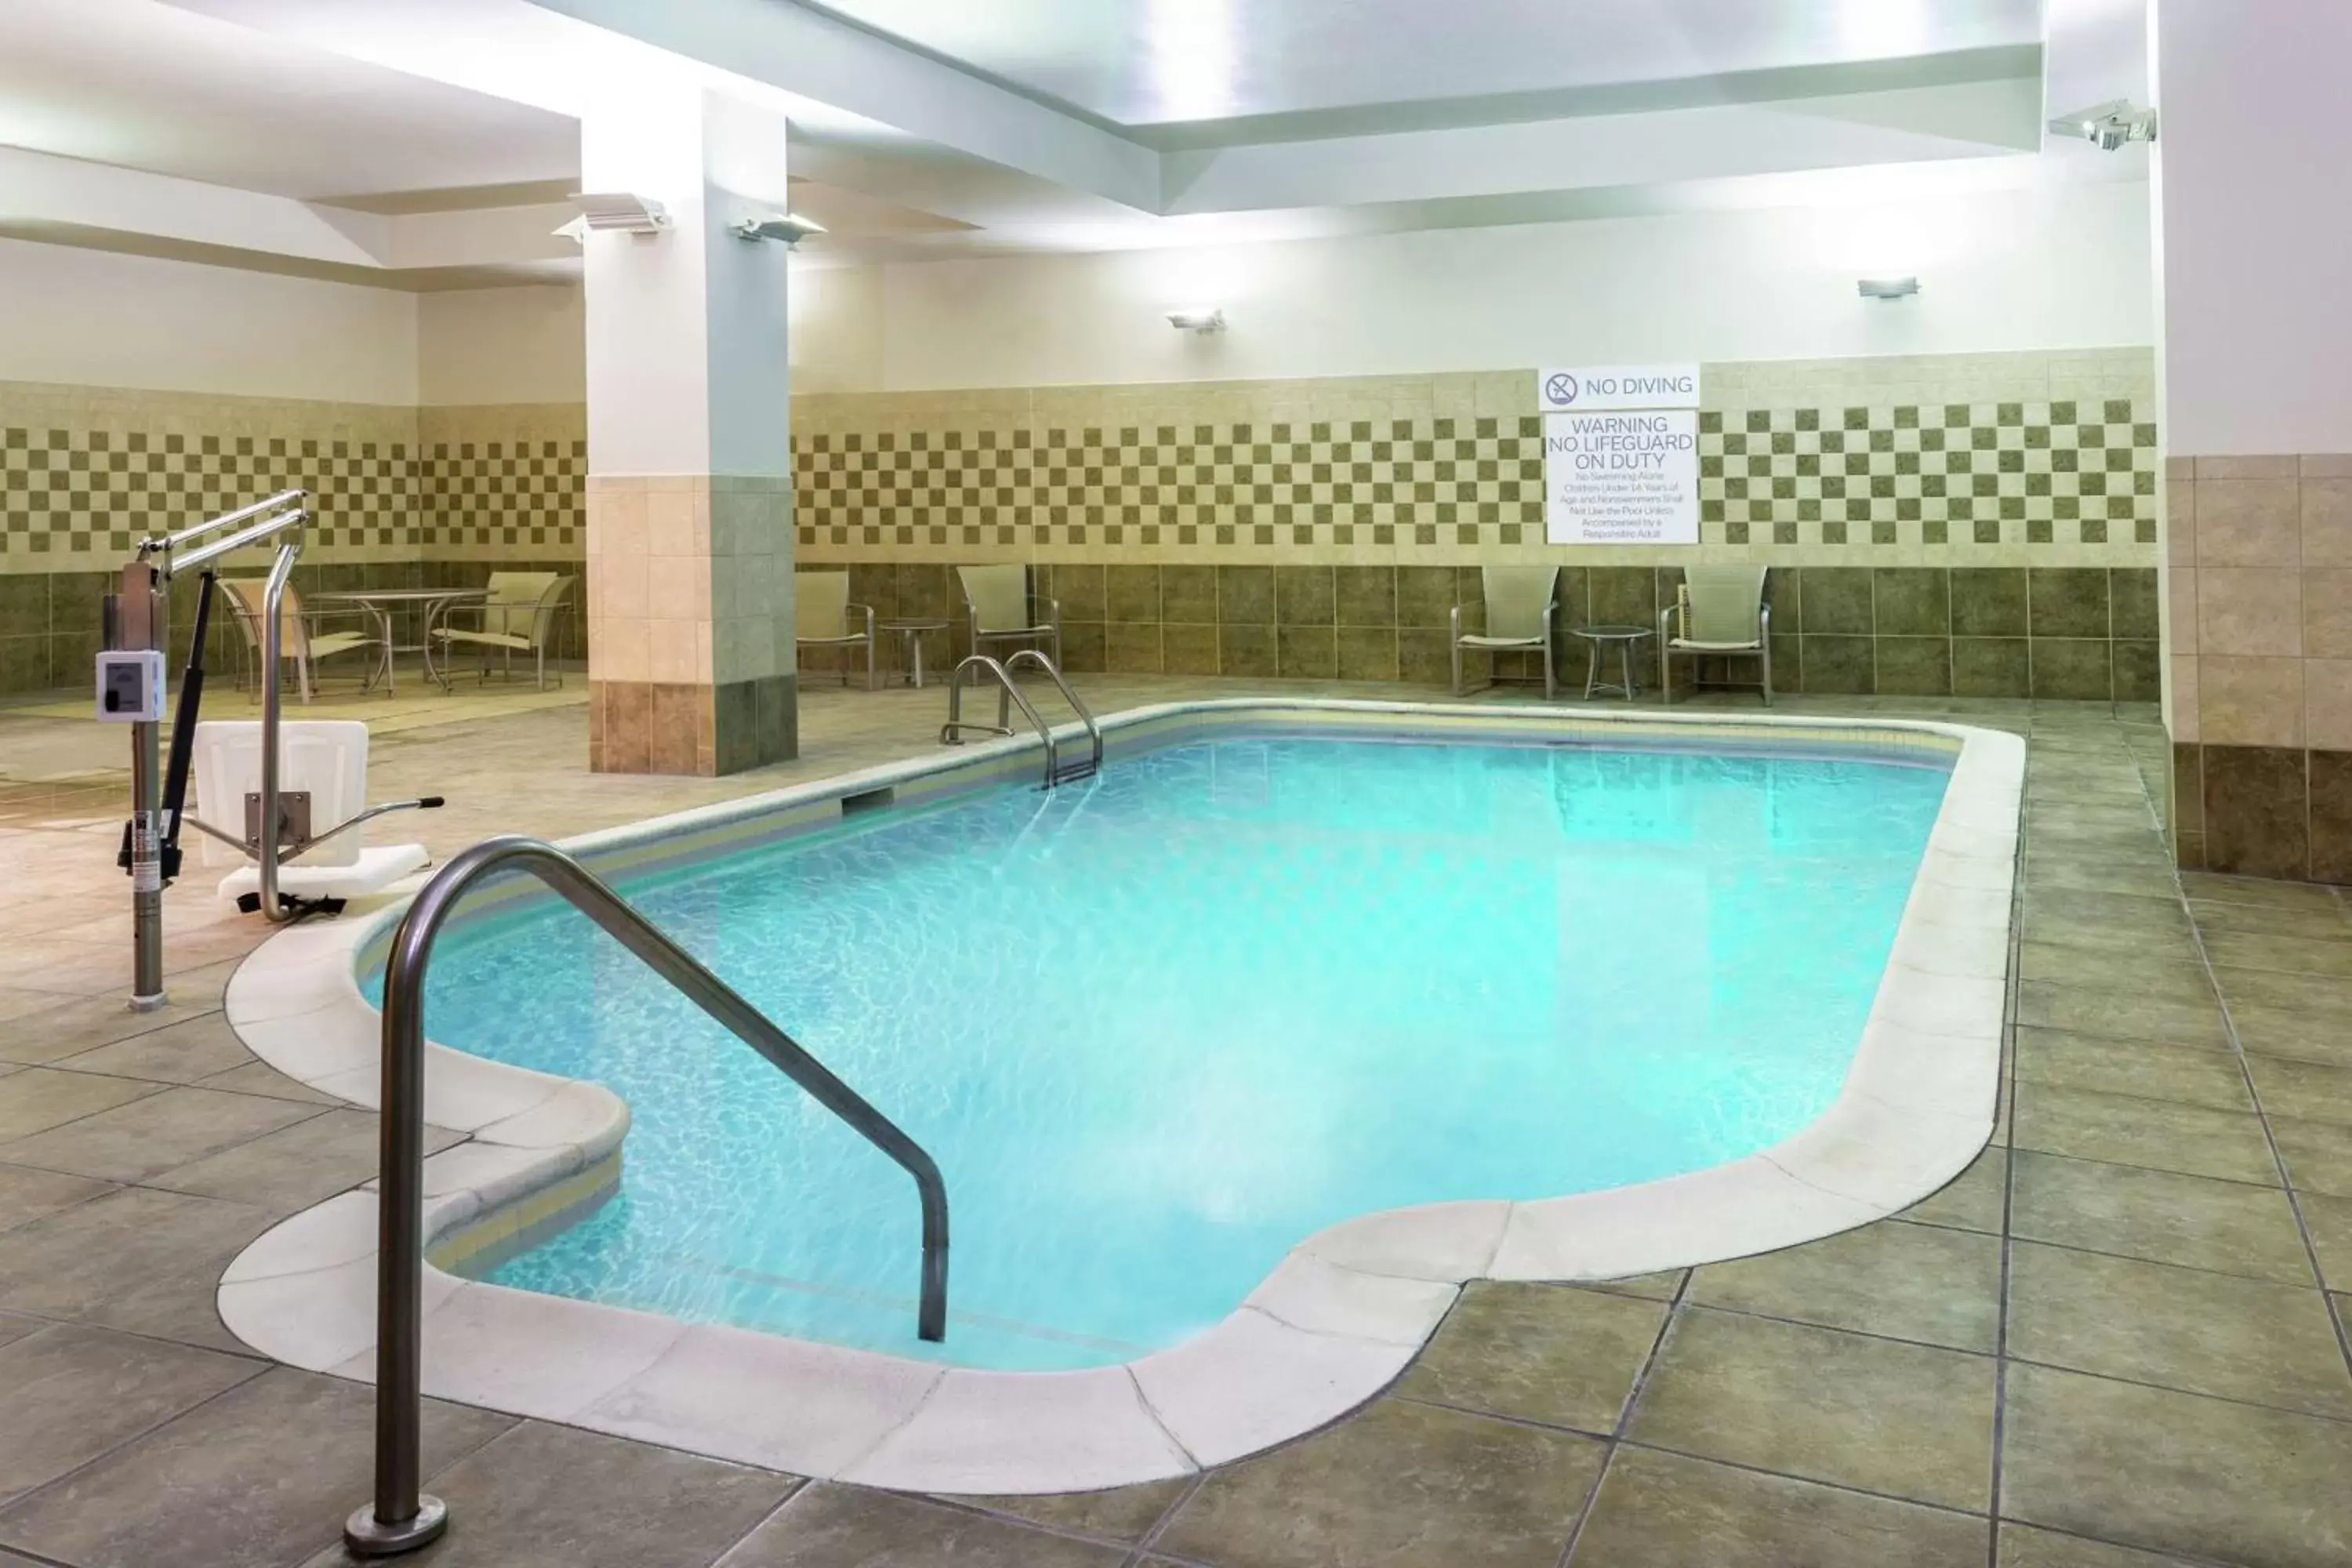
(390, 735), (1947, 1370)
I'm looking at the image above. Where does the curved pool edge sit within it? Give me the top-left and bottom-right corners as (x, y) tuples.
(214, 697), (2020, 1494)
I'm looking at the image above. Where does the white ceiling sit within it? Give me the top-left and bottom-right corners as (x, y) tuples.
(0, 0), (575, 199)
(802, 0), (2045, 126)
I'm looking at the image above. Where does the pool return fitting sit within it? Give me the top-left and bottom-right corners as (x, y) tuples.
(100, 490), (442, 1008)
(347, 833), (950, 1554)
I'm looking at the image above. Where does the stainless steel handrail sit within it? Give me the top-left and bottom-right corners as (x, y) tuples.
(1004, 648), (1102, 781)
(347, 833), (950, 1558)
(940, 653), (1060, 782)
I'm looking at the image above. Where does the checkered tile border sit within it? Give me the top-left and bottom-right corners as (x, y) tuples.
(421, 440), (586, 551)
(792, 401), (2158, 551)
(0, 428), (416, 557)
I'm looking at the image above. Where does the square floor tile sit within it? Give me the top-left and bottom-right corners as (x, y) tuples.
(1997, 1523), (2209, 1566)
(0, 1368), (514, 1568)
(2271, 1115), (2352, 1199)
(2010, 1030), (2250, 1112)
(0, 1185), (274, 1350)
(53, 1014), (254, 1085)
(2006, 1241), (2352, 1417)
(1568, 1445), (1987, 1567)
(1688, 1221), (2002, 1352)
(0, 1324), (259, 1505)
(1154, 1398), (1602, 1568)
(151, 1108), (461, 1212)
(2007, 1151), (2312, 1283)
(2010, 1083), (2280, 1185)
(951, 1477), (1192, 1545)
(2230, 1004), (2352, 1069)
(0, 1162), (113, 1236)
(0, 1086), (318, 1184)
(2013, 985), (2231, 1051)
(2200, 929), (2352, 978)
(2016, 945), (2216, 1004)
(1624, 1307), (1995, 1510)
(0, 1068), (162, 1143)
(2001, 1361), (2352, 1567)
(1896, 1149), (2008, 1235)
(2247, 1054), (2352, 1127)
(0, 993), (222, 1066)
(719, 1486), (1123, 1567)
(302, 1420), (797, 1568)
(1394, 1282), (1665, 1432)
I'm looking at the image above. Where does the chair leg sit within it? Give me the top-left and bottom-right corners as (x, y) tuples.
(1760, 641), (1773, 707)
(1542, 633), (1556, 701)
(866, 637), (879, 693)
(1659, 641), (1671, 706)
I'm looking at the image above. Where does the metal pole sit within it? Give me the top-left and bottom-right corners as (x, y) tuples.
(121, 562), (167, 1011)
(348, 835), (950, 1555)
(257, 540), (299, 923)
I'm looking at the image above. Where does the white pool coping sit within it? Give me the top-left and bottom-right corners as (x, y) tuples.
(216, 698), (2020, 1493)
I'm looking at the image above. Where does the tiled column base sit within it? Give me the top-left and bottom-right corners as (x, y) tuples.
(590, 675), (797, 776)
(2172, 742), (2352, 884)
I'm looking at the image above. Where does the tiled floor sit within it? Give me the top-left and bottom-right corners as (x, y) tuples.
(2, 674), (2350, 1566)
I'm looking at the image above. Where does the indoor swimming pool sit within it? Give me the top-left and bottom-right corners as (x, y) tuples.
(381, 731), (1951, 1370)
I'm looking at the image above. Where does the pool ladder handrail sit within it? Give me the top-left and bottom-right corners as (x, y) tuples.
(939, 648), (1102, 788)
(347, 833), (949, 1558)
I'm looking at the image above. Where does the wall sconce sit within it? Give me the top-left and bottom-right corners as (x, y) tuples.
(731, 213), (827, 248)
(552, 192), (671, 243)
(1166, 307), (1225, 332)
(1857, 277), (1922, 301)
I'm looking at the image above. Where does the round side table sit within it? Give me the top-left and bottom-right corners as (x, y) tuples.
(879, 619), (949, 688)
(1569, 625), (1655, 701)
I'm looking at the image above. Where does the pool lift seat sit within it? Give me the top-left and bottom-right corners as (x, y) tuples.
(188, 720), (436, 910)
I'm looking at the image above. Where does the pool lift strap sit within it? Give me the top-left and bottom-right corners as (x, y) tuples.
(103, 490), (442, 1010)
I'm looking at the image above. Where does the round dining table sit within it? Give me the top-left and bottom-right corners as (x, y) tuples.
(310, 586), (488, 694)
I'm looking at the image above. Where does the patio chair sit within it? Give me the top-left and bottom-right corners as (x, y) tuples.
(217, 579), (384, 703)
(957, 564), (1062, 668)
(433, 572), (575, 690)
(794, 570), (879, 690)
(1659, 564), (1772, 706)
(1451, 565), (1560, 699)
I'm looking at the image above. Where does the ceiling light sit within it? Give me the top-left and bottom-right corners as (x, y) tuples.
(2047, 100), (2158, 151)
(562, 192), (671, 236)
(1166, 307), (1225, 332)
(1858, 277), (1922, 301)
(731, 214), (826, 248)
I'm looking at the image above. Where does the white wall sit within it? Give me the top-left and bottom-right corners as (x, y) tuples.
(2155, 0), (2352, 454)
(873, 183), (2154, 391)
(788, 263), (883, 394)
(417, 285), (585, 405)
(0, 238), (419, 404)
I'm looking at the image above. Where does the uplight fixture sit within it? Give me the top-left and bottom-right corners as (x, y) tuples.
(2047, 100), (2158, 151)
(1858, 277), (1922, 301)
(1166, 307), (1225, 332)
(553, 192), (671, 242)
(731, 213), (827, 248)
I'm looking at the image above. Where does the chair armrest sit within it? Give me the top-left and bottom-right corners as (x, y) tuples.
(1759, 604), (1772, 639)
(1657, 603), (1676, 644)
(1450, 604), (1463, 641)
(848, 602), (877, 640)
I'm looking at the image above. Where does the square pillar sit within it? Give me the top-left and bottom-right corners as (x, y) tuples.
(581, 87), (797, 775)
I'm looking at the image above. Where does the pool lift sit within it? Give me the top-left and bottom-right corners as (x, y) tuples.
(99, 490), (441, 1009)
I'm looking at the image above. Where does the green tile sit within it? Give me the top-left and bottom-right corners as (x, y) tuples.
(2273, 1115), (2352, 1200)
(1216, 565), (1274, 626)
(1761, 566), (1799, 634)
(1687, 1219), (2002, 1352)
(2112, 640), (2159, 703)
(1586, 566), (1657, 629)
(1872, 568), (1949, 635)
(1800, 567), (1873, 633)
(2029, 568), (2112, 638)
(2006, 1241), (2352, 1417)
(1104, 622), (1160, 673)
(2293, 1191), (2352, 1293)
(1334, 626), (1398, 682)
(1156, 1399), (1603, 1568)
(2109, 568), (2159, 640)
(1274, 565), (1334, 626)
(2010, 1082), (2279, 1185)
(2015, 944), (2216, 1004)
(728, 1486), (1122, 1566)
(956, 1479), (1192, 1545)
(2001, 1360), (2352, 1566)
(1626, 1307), (1995, 1510)
(1998, 1523), (2204, 1567)
(2200, 928), (2352, 977)
(1954, 637), (2031, 698)
(0, 636), (45, 695)
(2013, 983), (2231, 1050)
(1105, 564), (1159, 623)
(1399, 628), (1452, 685)
(1276, 625), (1335, 678)
(2212, 964), (2352, 1020)
(1396, 566), (1459, 629)
(1897, 1148), (2008, 1235)
(2010, 1028), (2252, 1112)
(0, 576), (46, 639)
(1571, 1446), (1988, 1568)
(1874, 636), (1951, 697)
(1951, 568), (2029, 637)
(2247, 1053), (2352, 1126)
(2008, 1150), (2313, 1283)
(1581, 1272), (1687, 1302)
(1160, 622), (1218, 677)
(1218, 622), (1276, 677)
(2188, 898), (2352, 943)
(1050, 564), (1105, 622)
(1334, 566), (1396, 628)
(1799, 635), (1874, 695)
(1396, 1282), (1665, 1432)
(2020, 888), (2187, 937)
(2031, 641), (2113, 701)
(1159, 564), (1217, 624)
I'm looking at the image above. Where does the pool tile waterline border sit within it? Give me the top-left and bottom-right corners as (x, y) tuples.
(215, 699), (2019, 1494)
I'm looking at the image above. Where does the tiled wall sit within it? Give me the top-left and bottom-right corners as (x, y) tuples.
(808, 560), (2157, 700)
(2168, 453), (2352, 882)
(2, 349), (2158, 695)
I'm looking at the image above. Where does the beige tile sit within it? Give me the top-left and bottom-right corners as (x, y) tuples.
(2303, 476), (2352, 567)
(2193, 477), (2299, 566)
(2301, 569), (2352, 658)
(2164, 567), (2197, 656)
(2306, 659), (2352, 751)
(2196, 655), (2303, 748)
(2194, 568), (2299, 656)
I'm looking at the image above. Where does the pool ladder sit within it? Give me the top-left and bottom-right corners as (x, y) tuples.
(940, 648), (1103, 789)
(345, 834), (949, 1557)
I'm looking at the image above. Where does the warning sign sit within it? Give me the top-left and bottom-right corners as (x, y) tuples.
(1544, 408), (1700, 546)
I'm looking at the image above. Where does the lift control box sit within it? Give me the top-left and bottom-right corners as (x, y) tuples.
(95, 649), (165, 723)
